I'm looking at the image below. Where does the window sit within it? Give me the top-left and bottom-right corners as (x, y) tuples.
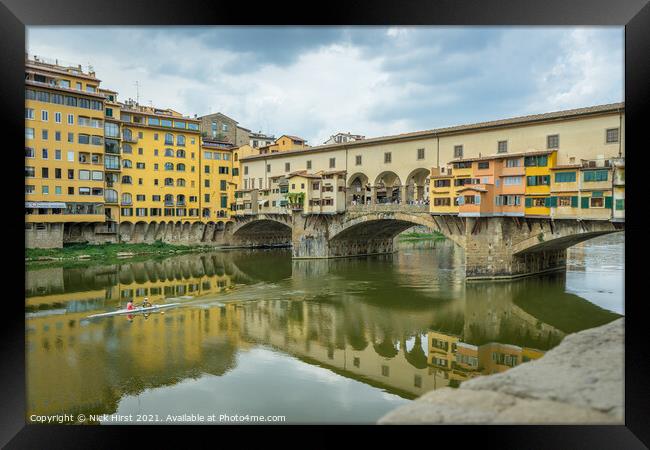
(136, 194), (146, 201)
(478, 161), (489, 169)
(381, 365), (389, 377)
(41, 168), (49, 178)
(583, 170), (608, 182)
(218, 166), (228, 174)
(285, 163), (290, 172)
(505, 158), (521, 168)
(55, 131), (61, 141)
(79, 170), (90, 180)
(68, 132), (74, 143)
(497, 140), (508, 153)
(41, 110), (48, 121)
(25, 147), (35, 158)
(165, 133), (174, 145)
(54, 112), (61, 123)
(524, 155), (548, 167)
(204, 194), (210, 203)
(67, 114), (74, 125)
(177, 163), (186, 171)
(590, 196), (605, 208)
(78, 134), (90, 145)
(79, 187), (90, 196)
(355, 155), (362, 165)
(306, 160), (312, 170)
(25, 128), (34, 140)
(122, 159), (133, 169)
(329, 157), (336, 168)
(547, 134), (559, 149)
(606, 128), (619, 143)
(204, 165), (210, 174)
(503, 176), (522, 185)
(454, 145), (463, 158)
(433, 197), (451, 206)
(176, 150), (185, 158)
(42, 185), (49, 194)
(67, 151), (75, 162)
(121, 193), (132, 204)
(122, 175), (132, 184)
(41, 129), (48, 140)
(25, 108), (34, 119)
(25, 167), (35, 177)
(526, 175), (550, 186)
(54, 168), (61, 179)
(384, 152), (392, 163)
(554, 172), (577, 183)
(165, 162), (174, 171)
(558, 196), (573, 207)
(136, 162), (145, 169)
(165, 148), (174, 157)
(177, 135), (185, 146)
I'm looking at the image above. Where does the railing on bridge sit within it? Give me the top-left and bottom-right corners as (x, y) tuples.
(347, 203), (430, 213)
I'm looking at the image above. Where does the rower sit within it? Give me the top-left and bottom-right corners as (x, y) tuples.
(141, 297), (152, 309)
(126, 299), (135, 311)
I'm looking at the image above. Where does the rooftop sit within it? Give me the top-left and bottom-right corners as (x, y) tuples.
(241, 103), (624, 162)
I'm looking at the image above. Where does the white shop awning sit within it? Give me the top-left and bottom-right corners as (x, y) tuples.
(258, 199), (269, 206)
(25, 202), (67, 209)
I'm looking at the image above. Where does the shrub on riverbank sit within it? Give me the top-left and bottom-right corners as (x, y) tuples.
(26, 241), (211, 262)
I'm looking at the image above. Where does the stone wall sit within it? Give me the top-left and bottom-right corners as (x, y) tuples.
(25, 223), (64, 249)
(378, 318), (624, 424)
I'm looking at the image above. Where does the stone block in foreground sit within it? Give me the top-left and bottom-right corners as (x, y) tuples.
(379, 318), (624, 425)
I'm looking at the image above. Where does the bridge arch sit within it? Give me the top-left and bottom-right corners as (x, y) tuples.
(347, 172), (371, 205)
(405, 168), (430, 203)
(230, 215), (293, 247)
(374, 171), (402, 204)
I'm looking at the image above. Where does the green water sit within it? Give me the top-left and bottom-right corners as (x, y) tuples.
(25, 234), (623, 424)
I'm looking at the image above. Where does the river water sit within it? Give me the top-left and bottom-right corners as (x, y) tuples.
(25, 233), (624, 424)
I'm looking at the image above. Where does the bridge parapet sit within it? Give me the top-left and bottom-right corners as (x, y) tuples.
(347, 204), (430, 214)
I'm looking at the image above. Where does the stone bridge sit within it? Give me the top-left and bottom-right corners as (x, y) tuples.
(223, 205), (624, 281)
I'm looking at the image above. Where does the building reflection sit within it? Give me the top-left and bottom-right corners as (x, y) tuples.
(25, 247), (620, 421)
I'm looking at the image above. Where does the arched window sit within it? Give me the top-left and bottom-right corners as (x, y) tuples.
(176, 149), (186, 158)
(164, 178), (174, 186)
(164, 194), (174, 204)
(177, 178), (186, 187)
(165, 148), (174, 157)
(164, 162), (174, 171)
(122, 159), (132, 168)
(121, 193), (132, 204)
(104, 189), (118, 203)
(177, 135), (185, 146)
(165, 133), (174, 145)
(122, 143), (132, 154)
(123, 128), (133, 141)
(177, 194), (185, 204)
(121, 175), (132, 184)
(176, 163), (185, 172)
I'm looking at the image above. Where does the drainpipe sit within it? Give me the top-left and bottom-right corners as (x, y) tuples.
(618, 112), (622, 158)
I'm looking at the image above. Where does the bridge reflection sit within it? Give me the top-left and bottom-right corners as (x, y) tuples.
(25, 247), (620, 421)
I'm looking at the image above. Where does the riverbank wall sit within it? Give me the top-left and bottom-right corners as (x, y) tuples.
(379, 318), (624, 424)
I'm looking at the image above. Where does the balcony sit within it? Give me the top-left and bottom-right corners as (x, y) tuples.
(122, 135), (138, 144)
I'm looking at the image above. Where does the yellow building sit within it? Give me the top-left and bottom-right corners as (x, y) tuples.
(429, 168), (458, 214)
(116, 103), (201, 224)
(25, 56), (108, 246)
(523, 150), (557, 217)
(200, 138), (236, 221)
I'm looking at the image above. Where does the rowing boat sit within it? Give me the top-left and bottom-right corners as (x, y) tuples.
(86, 303), (181, 319)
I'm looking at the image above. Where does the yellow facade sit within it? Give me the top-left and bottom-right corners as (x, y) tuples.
(524, 151), (557, 216)
(201, 141), (236, 221)
(117, 106), (202, 224)
(429, 170), (458, 214)
(25, 58), (107, 223)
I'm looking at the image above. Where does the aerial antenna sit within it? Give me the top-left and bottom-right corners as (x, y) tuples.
(134, 81), (140, 104)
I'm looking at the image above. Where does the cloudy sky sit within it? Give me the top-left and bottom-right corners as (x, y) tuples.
(27, 26), (623, 145)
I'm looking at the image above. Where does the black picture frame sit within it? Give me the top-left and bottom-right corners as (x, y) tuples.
(1, 0), (648, 446)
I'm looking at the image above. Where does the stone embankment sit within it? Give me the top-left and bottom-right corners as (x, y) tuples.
(379, 318), (624, 424)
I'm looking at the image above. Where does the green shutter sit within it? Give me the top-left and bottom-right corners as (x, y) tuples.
(605, 196), (613, 209)
(550, 196), (557, 207)
(571, 196), (579, 207)
(525, 197), (532, 208)
(581, 197), (590, 209)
